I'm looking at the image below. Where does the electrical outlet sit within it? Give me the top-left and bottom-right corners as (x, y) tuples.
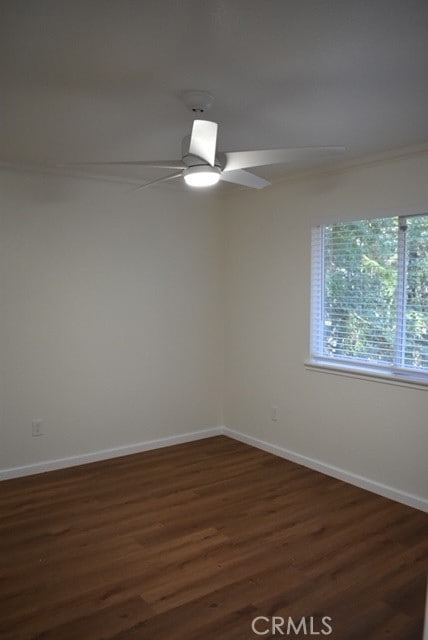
(32, 420), (44, 437)
(271, 406), (279, 421)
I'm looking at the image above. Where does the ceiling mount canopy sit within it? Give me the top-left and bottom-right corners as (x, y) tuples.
(182, 90), (215, 114)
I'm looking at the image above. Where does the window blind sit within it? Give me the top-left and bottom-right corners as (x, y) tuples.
(311, 214), (428, 382)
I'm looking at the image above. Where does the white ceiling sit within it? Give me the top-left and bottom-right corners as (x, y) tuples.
(1, 0), (428, 190)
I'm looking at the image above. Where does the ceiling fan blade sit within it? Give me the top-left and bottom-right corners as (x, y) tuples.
(188, 120), (218, 167)
(222, 146), (346, 171)
(58, 160), (185, 169)
(220, 169), (270, 190)
(132, 172), (182, 192)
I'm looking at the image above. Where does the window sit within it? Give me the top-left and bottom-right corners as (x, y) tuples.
(310, 213), (428, 384)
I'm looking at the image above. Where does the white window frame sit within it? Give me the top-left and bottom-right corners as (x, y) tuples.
(308, 214), (428, 389)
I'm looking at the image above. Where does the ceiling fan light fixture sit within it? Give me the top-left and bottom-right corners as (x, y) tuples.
(183, 165), (221, 188)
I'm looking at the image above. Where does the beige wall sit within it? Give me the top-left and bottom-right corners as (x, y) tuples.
(1, 152), (427, 504)
(224, 153), (428, 502)
(0, 171), (224, 470)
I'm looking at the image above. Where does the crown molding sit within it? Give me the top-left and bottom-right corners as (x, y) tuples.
(0, 160), (143, 187)
(219, 141), (428, 198)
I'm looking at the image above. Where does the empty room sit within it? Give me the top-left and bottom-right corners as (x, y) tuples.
(1, 1), (428, 639)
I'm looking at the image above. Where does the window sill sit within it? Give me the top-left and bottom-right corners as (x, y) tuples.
(304, 360), (428, 391)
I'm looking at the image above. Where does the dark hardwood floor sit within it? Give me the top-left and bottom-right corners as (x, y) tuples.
(0, 435), (427, 639)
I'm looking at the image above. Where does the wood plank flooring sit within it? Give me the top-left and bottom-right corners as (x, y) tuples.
(0, 435), (427, 639)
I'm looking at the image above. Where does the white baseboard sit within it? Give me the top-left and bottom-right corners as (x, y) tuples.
(0, 427), (223, 481)
(3, 425), (426, 513)
(223, 427), (428, 513)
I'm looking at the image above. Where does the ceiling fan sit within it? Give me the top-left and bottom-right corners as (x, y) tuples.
(65, 92), (345, 190)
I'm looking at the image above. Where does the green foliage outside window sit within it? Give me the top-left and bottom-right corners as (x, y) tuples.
(322, 215), (428, 370)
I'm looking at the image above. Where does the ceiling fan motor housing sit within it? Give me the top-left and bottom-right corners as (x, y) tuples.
(181, 134), (224, 170)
